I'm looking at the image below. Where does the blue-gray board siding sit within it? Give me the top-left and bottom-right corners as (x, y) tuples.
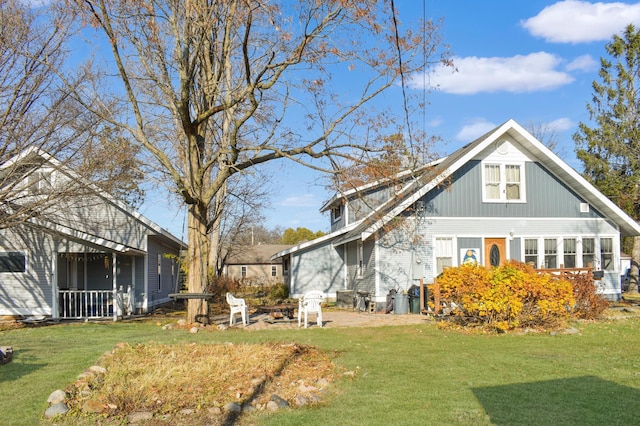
(345, 239), (375, 294)
(348, 186), (395, 223)
(290, 241), (345, 296)
(510, 238), (522, 261)
(346, 241), (357, 288)
(147, 237), (181, 307)
(422, 161), (604, 219)
(377, 226), (415, 295)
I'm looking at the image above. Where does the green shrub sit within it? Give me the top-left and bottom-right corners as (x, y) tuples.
(268, 283), (289, 302)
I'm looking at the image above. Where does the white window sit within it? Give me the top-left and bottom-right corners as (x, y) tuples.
(563, 238), (576, 268)
(601, 238), (613, 271)
(544, 238), (557, 268)
(435, 237), (453, 275)
(524, 239), (538, 267)
(241, 265), (247, 277)
(483, 163), (525, 202)
(271, 265), (277, 277)
(357, 241), (364, 278)
(505, 165), (521, 200)
(331, 205), (343, 222)
(28, 171), (52, 195)
(582, 238), (595, 267)
(484, 164), (501, 200)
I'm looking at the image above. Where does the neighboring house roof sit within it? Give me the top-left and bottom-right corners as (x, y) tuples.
(226, 244), (294, 265)
(2, 146), (186, 249)
(273, 119), (640, 259)
(271, 222), (360, 259)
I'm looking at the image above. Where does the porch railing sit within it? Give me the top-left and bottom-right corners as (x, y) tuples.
(58, 287), (134, 319)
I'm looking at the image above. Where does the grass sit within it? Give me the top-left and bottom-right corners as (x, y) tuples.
(2, 315), (640, 425)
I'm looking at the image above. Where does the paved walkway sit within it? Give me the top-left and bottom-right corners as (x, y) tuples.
(227, 309), (432, 331)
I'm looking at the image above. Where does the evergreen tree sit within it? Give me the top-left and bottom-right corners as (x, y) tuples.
(573, 24), (640, 292)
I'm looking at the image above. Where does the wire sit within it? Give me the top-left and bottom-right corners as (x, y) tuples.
(390, 0), (414, 151)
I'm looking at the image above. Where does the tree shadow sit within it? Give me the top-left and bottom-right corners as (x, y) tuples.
(472, 375), (640, 425)
(221, 344), (307, 426)
(0, 348), (46, 384)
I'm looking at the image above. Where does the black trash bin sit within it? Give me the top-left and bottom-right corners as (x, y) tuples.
(408, 285), (421, 314)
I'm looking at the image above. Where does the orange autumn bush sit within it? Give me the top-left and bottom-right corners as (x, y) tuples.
(436, 261), (575, 332)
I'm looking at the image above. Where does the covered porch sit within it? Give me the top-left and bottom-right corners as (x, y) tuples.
(55, 252), (143, 320)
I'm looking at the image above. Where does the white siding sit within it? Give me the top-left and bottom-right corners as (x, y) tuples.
(0, 227), (55, 315)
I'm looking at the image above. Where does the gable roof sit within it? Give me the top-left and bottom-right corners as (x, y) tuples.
(352, 119), (640, 241)
(2, 146), (186, 249)
(225, 244), (294, 265)
(276, 119), (640, 259)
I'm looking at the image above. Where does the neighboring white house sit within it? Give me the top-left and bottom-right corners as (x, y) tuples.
(273, 119), (640, 304)
(0, 148), (185, 319)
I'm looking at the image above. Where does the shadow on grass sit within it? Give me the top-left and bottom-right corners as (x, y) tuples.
(0, 349), (46, 384)
(221, 344), (306, 426)
(472, 375), (640, 425)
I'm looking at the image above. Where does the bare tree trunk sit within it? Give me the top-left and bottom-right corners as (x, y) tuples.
(186, 203), (210, 324)
(627, 235), (640, 294)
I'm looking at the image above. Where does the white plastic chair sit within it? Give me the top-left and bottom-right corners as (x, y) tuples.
(298, 290), (324, 328)
(226, 292), (248, 326)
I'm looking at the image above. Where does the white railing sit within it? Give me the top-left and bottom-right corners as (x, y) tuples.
(58, 287), (134, 319)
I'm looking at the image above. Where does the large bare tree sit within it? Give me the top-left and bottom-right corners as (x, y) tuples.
(0, 0), (146, 232)
(71, 0), (450, 322)
(0, 0), (93, 228)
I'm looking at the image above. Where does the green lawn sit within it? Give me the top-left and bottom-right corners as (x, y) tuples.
(2, 317), (640, 425)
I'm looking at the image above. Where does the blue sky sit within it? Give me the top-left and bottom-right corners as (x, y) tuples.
(136, 1), (640, 238)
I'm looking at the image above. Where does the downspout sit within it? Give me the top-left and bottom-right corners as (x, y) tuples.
(343, 244), (348, 290)
(143, 251), (149, 313)
(374, 234), (380, 302)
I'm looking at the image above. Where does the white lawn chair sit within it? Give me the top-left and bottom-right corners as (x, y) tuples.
(226, 292), (248, 326)
(298, 290), (324, 328)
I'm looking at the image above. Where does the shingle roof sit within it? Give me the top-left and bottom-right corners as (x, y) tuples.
(226, 244), (294, 264)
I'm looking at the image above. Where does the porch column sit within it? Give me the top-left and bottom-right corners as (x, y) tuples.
(131, 257), (137, 314)
(52, 251), (59, 319)
(112, 252), (118, 321)
(143, 253), (149, 314)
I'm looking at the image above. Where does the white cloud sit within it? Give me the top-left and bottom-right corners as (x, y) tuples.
(280, 193), (318, 208)
(521, 0), (640, 43)
(426, 117), (444, 127)
(455, 119), (497, 141)
(565, 54), (599, 72)
(412, 52), (573, 95)
(548, 117), (574, 131)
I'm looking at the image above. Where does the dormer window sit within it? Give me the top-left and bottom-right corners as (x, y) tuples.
(27, 171), (52, 195)
(331, 205), (343, 222)
(482, 162), (525, 202)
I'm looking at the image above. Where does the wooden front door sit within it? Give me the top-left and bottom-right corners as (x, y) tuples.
(484, 238), (506, 268)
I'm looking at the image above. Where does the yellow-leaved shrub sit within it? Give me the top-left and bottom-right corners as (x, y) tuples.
(436, 261), (575, 331)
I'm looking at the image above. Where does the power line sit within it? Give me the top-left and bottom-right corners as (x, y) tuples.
(390, 0), (414, 150)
